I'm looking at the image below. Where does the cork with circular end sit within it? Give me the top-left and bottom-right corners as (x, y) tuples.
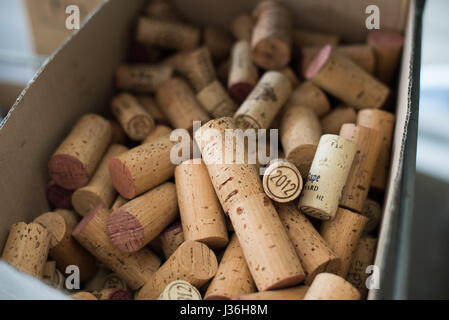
(158, 280), (202, 300)
(205, 234), (257, 300)
(107, 182), (178, 253)
(160, 221), (185, 259)
(357, 109), (395, 191)
(72, 206), (161, 290)
(339, 124), (383, 213)
(71, 292), (98, 300)
(111, 195), (127, 211)
(203, 26), (233, 63)
(228, 41), (259, 104)
(142, 125), (172, 145)
(235, 285), (309, 300)
(54, 209), (80, 229)
(46, 181), (73, 209)
(280, 67), (300, 88)
(231, 14), (253, 41)
(303, 272), (360, 300)
(292, 29), (339, 48)
(320, 105), (357, 134)
(145, 0), (179, 21)
(91, 288), (132, 300)
(306, 45), (390, 109)
(195, 117), (305, 291)
(286, 82), (330, 118)
(177, 47), (217, 92)
(72, 144), (128, 216)
(263, 159), (303, 203)
(102, 273), (128, 290)
(115, 64), (173, 93)
(48, 114), (112, 190)
(361, 198), (382, 233)
(299, 135), (357, 221)
(320, 207), (368, 277)
(136, 241), (218, 300)
(136, 95), (170, 126)
(234, 71), (292, 130)
(196, 80), (238, 118)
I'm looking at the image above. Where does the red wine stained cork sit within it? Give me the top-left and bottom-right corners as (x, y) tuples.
(281, 67), (300, 88)
(195, 118), (305, 291)
(107, 182), (178, 253)
(228, 40), (259, 104)
(320, 207), (368, 277)
(292, 29), (339, 48)
(71, 292), (98, 300)
(251, 0), (292, 70)
(73, 206), (161, 290)
(217, 58), (230, 85)
(156, 77), (210, 130)
(280, 105), (322, 176)
(234, 71), (292, 129)
(109, 120), (128, 145)
(306, 45), (390, 109)
(111, 195), (127, 211)
(48, 114), (112, 190)
(72, 144), (128, 216)
(235, 286), (309, 300)
(136, 17), (200, 51)
(339, 124), (382, 213)
(142, 125), (172, 144)
(299, 135), (357, 221)
(145, 0), (179, 21)
(197, 80), (238, 118)
(109, 134), (178, 199)
(357, 109), (395, 190)
(34, 212), (96, 282)
(1, 222), (51, 278)
(175, 160), (229, 248)
(367, 29), (404, 84)
(303, 272), (360, 300)
(54, 209), (80, 229)
(136, 95), (170, 126)
(276, 203), (340, 284)
(46, 181), (73, 209)
(231, 14), (253, 41)
(160, 221), (185, 259)
(158, 280), (202, 300)
(177, 47), (217, 92)
(115, 64), (173, 93)
(91, 288), (131, 300)
(361, 198), (381, 233)
(320, 105), (357, 134)
(262, 159), (303, 203)
(136, 241), (218, 300)
(203, 26), (233, 63)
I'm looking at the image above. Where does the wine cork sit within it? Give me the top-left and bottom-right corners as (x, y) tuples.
(158, 280), (202, 300)
(72, 206), (161, 290)
(42, 261), (65, 289)
(361, 198), (382, 233)
(204, 234), (256, 300)
(177, 47), (217, 92)
(262, 159), (303, 203)
(71, 292), (98, 300)
(48, 114), (112, 190)
(102, 273), (128, 290)
(136, 241), (218, 300)
(203, 26), (233, 63)
(228, 40), (259, 104)
(339, 124), (382, 213)
(156, 77), (210, 130)
(160, 221), (185, 259)
(1, 222), (51, 278)
(111, 195), (127, 211)
(217, 58), (230, 85)
(91, 288), (132, 300)
(197, 80), (238, 118)
(320, 105), (357, 134)
(231, 14), (253, 41)
(306, 45), (390, 109)
(54, 209), (80, 229)
(276, 203), (340, 284)
(115, 64), (173, 93)
(236, 286), (309, 300)
(357, 109), (395, 190)
(145, 0), (179, 21)
(280, 105), (322, 176)
(293, 29), (339, 48)
(84, 268), (127, 291)
(303, 273), (360, 300)
(320, 208), (368, 277)
(142, 125), (172, 144)
(109, 120), (128, 145)
(299, 135), (357, 220)
(251, 0), (292, 70)
(195, 117), (305, 291)
(107, 182), (178, 253)
(281, 67), (300, 88)
(234, 71), (292, 129)
(367, 29), (404, 84)
(136, 95), (170, 126)
(72, 144), (128, 216)
(46, 181), (73, 209)
(286, 81), (330, 118)
(136, 17), (200, 51)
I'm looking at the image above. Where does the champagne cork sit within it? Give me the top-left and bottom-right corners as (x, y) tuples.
(203, 26), (233, 63)
(48, 114), (112, 190)
(228, 40), (259, 104)
(292, 29), (339, 48)
(71, 292), (98, 300)
(72, 206), (161, 290)
(361, 198), (382, 233)
(145, 0), (179, 21)
(234, 71), (292, 129)
(280, 105), (322, 176)
(46, 181), (73, 209)
(91, 288), (132, 300)
(320, 207), (368, 277)
(160, 221), (185, 259)
(321, 105), (357, 134)
(1, 222), (51, 278)
(195, 118), (305, 291)
(54, 209), (80, 229)
(72, 144), (128, 216)
(262, 159), (303, 203)
(142, 125), (172, 144)
(34, 212), (96, 282)
(107, 182), (178, 253)
(136, 17), (200, 51)
(204, 234), (257, 300)
(286, 81), (330, 118)
(303, 273), (360, 300)
(158, 280), (202, 300)
(357, 109), (395, 190)
(136, 95), (170, 126)
(299, 135), (357, 220)
(136, 241), (218, 300)
(175, 160), (229, 248)
(231, 14), (253, 41)
(156, 77), (210, 130)
(109, 120), (128, 145)
(306, 45), (390, 109)
(177, 47), (216, 92)
(111, 195), (127, 211)
(367, 29), (404, 84)
(339, 124), (382, 213)
(276, 203), (340, 284)
(217, 58), (230, 85)
(236, 286), (309, 300)
(115, 64), (173, 93)
(197, 80), (238, 118)
(281, 67), (300, 88)
(251, 0), (292, 70)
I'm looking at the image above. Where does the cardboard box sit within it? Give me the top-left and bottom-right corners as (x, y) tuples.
(0, 0), (423, 299)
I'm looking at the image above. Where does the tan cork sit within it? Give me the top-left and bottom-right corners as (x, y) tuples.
(111, 195), (127, 211)
(142, 125), (172, 144)
(160, 220), (185, 259)
(91, 288), (131, 300)
(303, 272), (360, 300)
(71, 292), (98, 300)
(54, 209), (80, 229)
(197, 80), (238, 118)
(115, 64), (173, 93)
(280, 67), (300, 88)
(321, 105), (357, 135)
(262, 159), (303, 203)
(231, 14), (253, 42)
(286, 81), (331, 118)
(236, 286), (309, 300)
(136, 95), (170, 126)
(361, 198), (382, 233)
(178, 47), (217, 92)
(158, 280), (202, 300)
(203, 26), (233, 63)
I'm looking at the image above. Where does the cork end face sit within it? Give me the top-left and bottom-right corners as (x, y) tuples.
(305, 256), (341, 285)
(48, 154), (89, 190)
(72, 188), (105, 217)
(229, 82), (255, 104)
(109, 157), (136, 199)
(46, 184), (73, 209)
(305, 45), (332, 79)
(106, 209), (145, 253)
(127, 115), (155, 141)
(367, 29), (404, 49)
(286, 144), (317, 177)
(264, 273), (305, 291)
(252, 37), (290, 70)
(108, 289), (132, 300)
(72, 205), (103, 236)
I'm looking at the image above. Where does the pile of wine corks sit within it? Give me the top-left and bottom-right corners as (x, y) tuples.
(1, 0), (404, 300)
